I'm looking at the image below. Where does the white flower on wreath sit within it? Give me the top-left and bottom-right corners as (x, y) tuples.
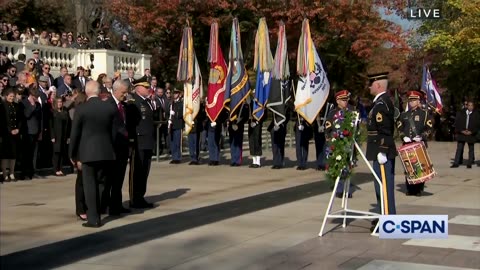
(335, 124), (340, 129)
(332, 138), (336, 142)
(336, 155), (342, 161)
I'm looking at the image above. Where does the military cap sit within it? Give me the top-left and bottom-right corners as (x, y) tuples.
(367, 72), (389, 84)
(133, 76), (151, 88)
(32, 49), (40, 54)
(335, 90), (351, 100)
(407, 90), (423, 100)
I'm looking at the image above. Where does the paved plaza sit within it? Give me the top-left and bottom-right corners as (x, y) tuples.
(1, 142), (479, 269)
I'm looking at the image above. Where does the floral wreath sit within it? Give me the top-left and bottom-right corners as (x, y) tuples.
(325, 109), (360, 184)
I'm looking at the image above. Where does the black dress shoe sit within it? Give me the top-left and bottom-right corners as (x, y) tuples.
(214, 161), (219, 166)
(230, 163), (240, 167)
(271, 165), (279, 169)
(335, 193), (343, 198)
(189, 161), (199, 165)
(316, 166), (326, 171)
(82, 222), (102, 228)
(208, 161), (214, 166)
(130, 201), (154, 209)
(120, 207), (131, 213)
(249, 164), (260, 168)
(450, 164), (459, 168)
(467, 165), (472, 169)
(296, 166), (306, 171)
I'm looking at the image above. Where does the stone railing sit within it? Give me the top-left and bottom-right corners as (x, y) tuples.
(0, 40), (151, 79)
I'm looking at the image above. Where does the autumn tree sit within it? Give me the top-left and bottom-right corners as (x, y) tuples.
(108, 0), (410, 94)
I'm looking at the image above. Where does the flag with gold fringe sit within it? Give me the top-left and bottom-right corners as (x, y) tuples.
(223, 17), (251, 122)
(294, 19), (330, 124)
(267, 21), (291, 127)
(252, 17), (273, 121)
(206, 22), (227, 123)
(177, 22), (202, 135)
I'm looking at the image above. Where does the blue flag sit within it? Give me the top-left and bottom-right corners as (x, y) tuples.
(252, 67), (271, 121)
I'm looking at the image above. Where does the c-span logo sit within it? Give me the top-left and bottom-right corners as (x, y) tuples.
(379, 215), (448, 239)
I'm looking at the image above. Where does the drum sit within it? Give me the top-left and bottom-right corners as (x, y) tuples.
(397, 142), (436, 185)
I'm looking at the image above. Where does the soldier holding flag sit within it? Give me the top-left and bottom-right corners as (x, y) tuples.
(249, 18), (273, 168)
(223, 18), (251, 166)
(206, 22), (228, 166)
(267, 22), (291, 170)
(294, 19), (330, 170)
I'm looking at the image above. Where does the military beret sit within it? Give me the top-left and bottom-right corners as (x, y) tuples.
(335, 90), (351, 100)
(367, 72), (389, 84)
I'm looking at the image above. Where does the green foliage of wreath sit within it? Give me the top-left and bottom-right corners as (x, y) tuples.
(325, 109), (364, 184)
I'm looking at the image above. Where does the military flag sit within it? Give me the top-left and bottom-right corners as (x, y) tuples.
(223, 18), (251, 121)
(206, 22), (227, 123)
(422, 65), (443, 114)
(267, 21), (291, 127)
(252, 17), (273, 121)
(177, 23), (202, 135)
(294, 19), (330, 124)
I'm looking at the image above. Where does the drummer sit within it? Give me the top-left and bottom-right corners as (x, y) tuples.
(396, 90), (433, 196)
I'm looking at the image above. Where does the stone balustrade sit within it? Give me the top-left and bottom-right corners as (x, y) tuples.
(0, 40), (151, 80)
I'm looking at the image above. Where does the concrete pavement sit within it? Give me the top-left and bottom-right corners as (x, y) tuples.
(1, 141), (479, 269)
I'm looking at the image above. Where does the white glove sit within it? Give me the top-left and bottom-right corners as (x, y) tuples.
(403, 136), (412, 143)
(250, 122), (257, 128)
(273, 125), (280, 131)
(413, 136), (422, 142)
(232, 124), (238, 131)
(318, 126), (325, 133)
(210, 122), (217, 127)
(168, 120), (172, 125)
(298, 124), (304, 131)
(170, 110), (175, 116)
(377, 153), (387, 165)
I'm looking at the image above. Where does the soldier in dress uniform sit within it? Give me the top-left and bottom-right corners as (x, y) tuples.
(325, 90), (355, 198)
(268, 106), (290, 169)
(366, 72), (397, 224)
(169, 89), (184, 164)
(187, 100), (206, 165)
(294, 115), (312, 170)
(313, 101), (333, 171)
(397, 90), (433, 196)
(228, 104), (249, 166)
(207, 110), (227, 166)
(248, 98), (265, 168)
(126, 77), (155, 209)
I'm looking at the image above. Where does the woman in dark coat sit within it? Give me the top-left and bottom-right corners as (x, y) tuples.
(71, 92), (88, 220)
(1, 89), (22, 182)
(50, 96), (70, 176)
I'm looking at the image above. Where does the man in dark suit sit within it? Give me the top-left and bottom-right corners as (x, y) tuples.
(21, 88), (42, 179)
(169, 89), (184, 164)
(451, 101), (479, 168)
(53, 67), (68, 88)
(366, 72), (397, 229)
(123, 68), (135, 91)
(126, 77), (155, 208)
(69, 81), (116, 227)
(102, 80), (131, 215)
(72, 66), (89, 92)
(57, 74), (73, 97)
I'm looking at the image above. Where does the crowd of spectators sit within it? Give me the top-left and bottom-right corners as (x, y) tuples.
(0, 22), (131, 51)
(0, 43), (174, 183)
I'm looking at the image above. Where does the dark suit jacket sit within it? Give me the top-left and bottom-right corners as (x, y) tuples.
(69, 97), (116, 163)
(107, 97), (129, 153)
(53, 76), (64, 88)
(171, 99), (184, 130)
(455, 110), (480, 143)
(126, 93), (155, 150)
(57, 84), (73, 97)
(72, 76), (89, 92)
(22, 98), (42, 135)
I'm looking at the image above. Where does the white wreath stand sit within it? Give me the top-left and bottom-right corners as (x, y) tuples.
(318, 140), (385, 237)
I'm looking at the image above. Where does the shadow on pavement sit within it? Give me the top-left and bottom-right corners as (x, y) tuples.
(0, 174), (373, 270)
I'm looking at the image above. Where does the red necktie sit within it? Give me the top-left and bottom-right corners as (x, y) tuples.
(118, 103), (128, 138)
